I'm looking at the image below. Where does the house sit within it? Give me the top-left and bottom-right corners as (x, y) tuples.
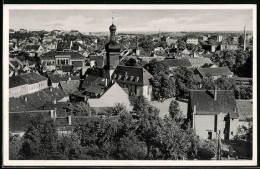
(81, 75), (112, 98)
(20, 72), (48, 94)
(236, 100), (253, 128)
(24, 45), (45, 57)
(188, 58), (213, 68)
(111, 65), (154, 101)
(195, 67), (233, 80)
(48, 74), (80, 88)
(220, 43), (238, 51)
(166, 37), (178, 46)
(87, 82), (131, 111)
(186, 35), (199, 45)
(40, 51), (86, 72)
(9, 87), (69, 113)
(9, 76), (28, 98)
(42, 102), (71, 117)
(59, 80), (80, 95)
(189, 89), (239, 140)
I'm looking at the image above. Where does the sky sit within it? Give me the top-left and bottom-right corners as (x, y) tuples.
(9, 9), (253, 33)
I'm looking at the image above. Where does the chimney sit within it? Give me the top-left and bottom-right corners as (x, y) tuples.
(68, 115), (72, 125)
(244, 25), (247, 51)
(49, 86), (53, 92)
(84, 95), (88, 101)
(53, 98), (57, 104)
(24, 97), (28, 102)
(214, 88), (217, 101)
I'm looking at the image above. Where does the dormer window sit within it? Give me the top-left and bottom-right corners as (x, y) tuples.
(130, 76), (134, 81)
(124, 74), (128, 80)
(118, 74), (122, 79)
(135, 76), (139, 82)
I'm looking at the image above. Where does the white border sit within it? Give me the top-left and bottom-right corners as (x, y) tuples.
(3, 4), (257, 167)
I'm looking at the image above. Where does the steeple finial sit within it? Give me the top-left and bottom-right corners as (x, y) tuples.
(112, 12), (114, 24)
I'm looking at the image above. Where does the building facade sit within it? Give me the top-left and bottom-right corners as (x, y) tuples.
(189, 90), (239, 140)
(111, 65), (153, 101)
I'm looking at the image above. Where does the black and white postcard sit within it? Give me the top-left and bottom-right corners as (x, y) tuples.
(3, 4), (257, 167)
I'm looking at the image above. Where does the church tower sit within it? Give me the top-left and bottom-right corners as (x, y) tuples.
(104, 22), (121, 79)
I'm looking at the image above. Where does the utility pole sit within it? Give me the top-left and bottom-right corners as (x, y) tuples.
(216, 132), (222, 160)
(244, 25), (247, 51)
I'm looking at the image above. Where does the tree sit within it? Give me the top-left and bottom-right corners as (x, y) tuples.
(67, 102), (94, 116)
(9, 133), (22, 160)
(234, 118), (252, 142)
(197, 139), (217, 160)
(139, 36), (154, 53)
(169, 100), (183, 122)
(135, 106), (162, 158)
(155, 117), (199, 160)
(186, 43), (195, 50)
(219, 50), (236, 72)
(144, 59), (169, 76)
(107, 103), (128, 116)
(172, 67), (197, 99)
(150, 73), (176, 100)
(73, 113), (146, 160)
(177, 40), (186, 51)
(19, 119), (58, 160)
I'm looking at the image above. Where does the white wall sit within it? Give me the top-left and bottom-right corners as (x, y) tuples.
(142, 85), (152, 101)
(195, 114), (216, 140)
(88, 82), (131, 111)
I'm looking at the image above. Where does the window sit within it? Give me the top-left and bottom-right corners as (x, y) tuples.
(208, 132), (212, 140)
(231, 132), (233, 136)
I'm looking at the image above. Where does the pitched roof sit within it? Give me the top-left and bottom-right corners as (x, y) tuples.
(193, 74), (202, 83)
(10, 87), (69, 112)
(83, 77), (112, 95)
(71, 60), (84, 67)
(10, 61), (21, 68)
(9, 76), (28, 88)
(59, 80), (80, 94)
(9, 97), (28, 112)
(20, 91), (52, 110)
(112, 65), (153, 86)
(162, 59), (192, 68)
(9, 111), (51, 133)
(81, 75), (99, 89)
(236, 100), (253, 121)
(42, 87), (68, 101)
(49, 74), (80, 83)
(188, 58), (212, 66)
(42, 102), (70, 117)
(197, 67), (233, 77)
(190, 90), (238, 118)
(62, 65), (74, 72)
(20, 72), (47, 84)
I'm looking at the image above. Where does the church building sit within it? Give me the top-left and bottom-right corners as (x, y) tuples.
(103, 23), (121, 79)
